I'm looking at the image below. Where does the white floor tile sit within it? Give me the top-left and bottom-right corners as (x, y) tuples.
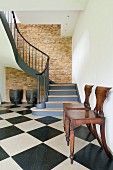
(0, 120), (12, 128)
(0, 112), (21, 119)
(0, 157), (22, 170)
(49, 120), (64, 132)
(0, 107), (7, 110)
(10, 107), (27, 112)
(45, 134), (89, 157)
(1, 133), (41, 156)
(15, 120), (44, 132)
(91, 139), (100, 146)
(52, 158), (89, 170)
(18, 103), (31, 107)
(0, 103), (13, 107)
(25, 114), (43, 119)
(45, 134), (70, 157)
(74, 137), (89, 153)
(53, 116), (63, 119)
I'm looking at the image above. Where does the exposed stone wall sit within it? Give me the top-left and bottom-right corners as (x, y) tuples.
(17, 24), (72, 83)
(6, 67), (38, 102)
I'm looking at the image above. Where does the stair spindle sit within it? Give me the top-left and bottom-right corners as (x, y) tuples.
(1, 11), (50, 109)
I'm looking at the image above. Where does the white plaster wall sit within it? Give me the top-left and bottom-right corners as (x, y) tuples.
(0, 18), (21, 103)
(0, 65), (6, 102)
(0, 19), (20, 69)
(72, 0), (113, 153)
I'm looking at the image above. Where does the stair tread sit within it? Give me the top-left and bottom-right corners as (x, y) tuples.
(48, 95), (78, 97)
(49, 90), (76, 91)
(49, 84), (75, 86)
(31, 107), (63, 112)
(46, 101), (80, 104)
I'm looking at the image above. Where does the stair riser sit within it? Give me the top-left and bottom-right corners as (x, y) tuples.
(48, 91), (77, 95)
(46, 103), (63, 108)
(32, 110), (63, 116)
(49, 86), (76, 90)
(48, 97), (79, 101)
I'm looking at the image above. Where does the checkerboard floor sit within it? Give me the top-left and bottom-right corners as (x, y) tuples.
(0, 103), (113, 170)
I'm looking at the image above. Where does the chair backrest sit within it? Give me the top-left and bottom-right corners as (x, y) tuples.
(84, 85), (94, 108)
(94, 86), (111, 116)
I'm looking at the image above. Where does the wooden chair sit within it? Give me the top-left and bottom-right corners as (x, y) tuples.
(63, 85), (94, 137)
(64, 86), (112, 164)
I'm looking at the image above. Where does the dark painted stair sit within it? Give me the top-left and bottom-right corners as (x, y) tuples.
(48, 90), (77, 95)
(32, 83), (80, 116)
(49, 85), (76, 90)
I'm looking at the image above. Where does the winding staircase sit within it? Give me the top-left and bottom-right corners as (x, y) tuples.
(0, 11), (112, 161)
(0, 11), (80, 116)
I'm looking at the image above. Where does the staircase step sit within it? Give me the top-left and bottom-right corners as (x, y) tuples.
(48, 95), (79, 101)
(49, 83), (75, 86)
(47, 101), (79, 103)
(48, 95), (77, 97)
(48, 90), (77, 95)
(46, 101), (79, 108)
(49, 89), (76, 91)
(31, 83), (79, 115)
(49, 85), (76, 90)
(31, 107), (63, 116)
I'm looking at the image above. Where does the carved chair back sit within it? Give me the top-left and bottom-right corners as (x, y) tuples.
(94, 86), (111, 116)
(84, 85), (94, 108)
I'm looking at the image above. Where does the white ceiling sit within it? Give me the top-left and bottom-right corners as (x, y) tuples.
(0, 0), (89, 67)
(15, 11), (80, 37)
(0, 0), (89, 36)
(0, 0), (89, 11)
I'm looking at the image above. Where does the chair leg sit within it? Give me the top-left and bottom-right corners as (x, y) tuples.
(93, 124), (103, 147)
(100, 122), (112, 158)
(87, 124), (92, 131)
(70, 130), (75, 164)
(63, 110), (66, 131)
(65, 118), (70, 146)
(87, 124), (103, 147)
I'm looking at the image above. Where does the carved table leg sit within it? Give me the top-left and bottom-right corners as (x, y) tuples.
(63, 110), (66, 131)
(70, 130), (75, 164)
(65, 118), (70, 146)
(100, 122), (112, 158)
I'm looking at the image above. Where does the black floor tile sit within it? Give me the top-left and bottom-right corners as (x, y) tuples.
(25, 105), (34, 109)
(74, 143), (113, 170)
(0, 109), (13, 115)
(5, 105), (20, 109)
(13, 143), (67, 170)
(36, 116), (61, 125)
(28, 126), (63, 142)
(0, 126), (24, 140)
(17, 110), (32, 115)
(74, 126), (95, 142)
(0, 147), (9, 161)
(7, 116), (31, 125)
(102, 160), (113, 170)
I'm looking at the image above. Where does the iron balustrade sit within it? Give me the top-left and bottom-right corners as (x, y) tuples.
(3, 11), (50, 107)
